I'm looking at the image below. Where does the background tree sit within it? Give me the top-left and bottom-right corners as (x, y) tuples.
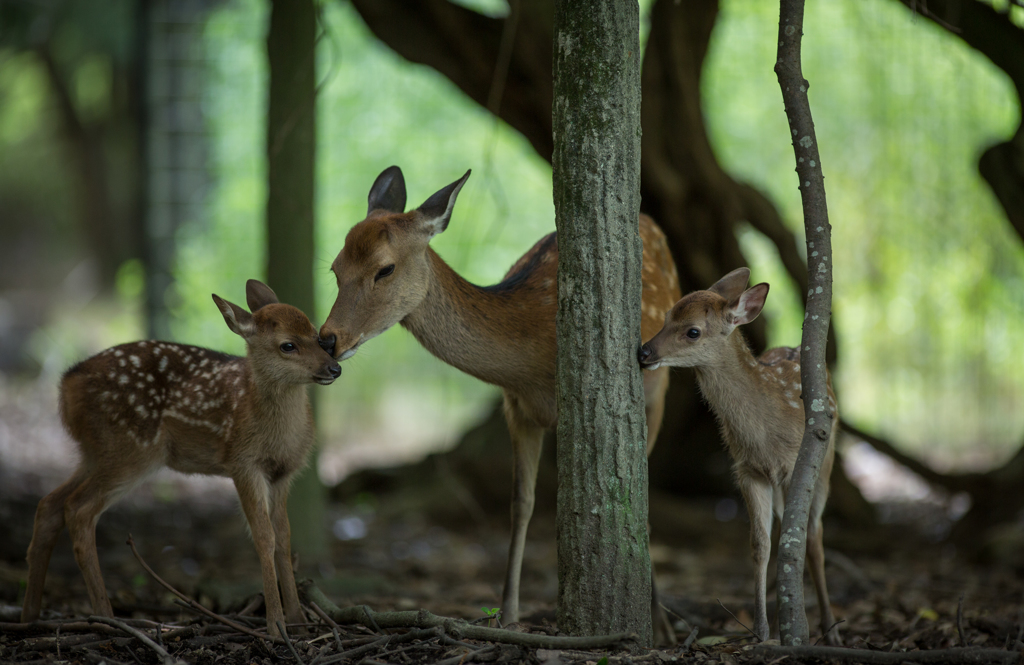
(552, 0), (650, 642)
(265, 0), (325, 562)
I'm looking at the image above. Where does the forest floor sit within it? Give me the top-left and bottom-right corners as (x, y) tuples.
(3, 374), (1023, 663)
(1, 459), (1023, 665)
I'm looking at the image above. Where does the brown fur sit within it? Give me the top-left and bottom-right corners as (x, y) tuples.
(320, 168), (681, 642)
(640, 268), (840, 645)
(21, 281), (340, 639)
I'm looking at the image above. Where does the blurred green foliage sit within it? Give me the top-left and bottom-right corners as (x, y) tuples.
(2, 0), (1022, 475)
(704, 0), (1022, 465)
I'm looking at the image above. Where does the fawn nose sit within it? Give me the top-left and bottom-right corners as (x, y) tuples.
(638, 344), (653, 364)
(327, 363), (341, 379)
(318, 334), (336, 357)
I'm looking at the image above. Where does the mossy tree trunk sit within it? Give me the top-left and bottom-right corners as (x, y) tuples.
(552, 0), (651, 645)
(265, 0), (325, 563)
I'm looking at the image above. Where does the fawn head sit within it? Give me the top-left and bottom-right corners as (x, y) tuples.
(213, 279), (341, 385)
(638, 268), (769, 370)
(319, 165), (471, 360)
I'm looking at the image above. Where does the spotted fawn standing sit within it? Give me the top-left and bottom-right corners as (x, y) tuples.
(638, 267), (840, 645)
(21, 280), (340, 638)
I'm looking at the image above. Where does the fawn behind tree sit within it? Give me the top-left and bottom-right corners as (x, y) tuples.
(638, 267), (840, 645)
(21, 279), (340, 639)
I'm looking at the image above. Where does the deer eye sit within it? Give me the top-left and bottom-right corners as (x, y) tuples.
(280, 342), (297, 353)
(375, 264), (395, 281)
(686, 328), (701, 340)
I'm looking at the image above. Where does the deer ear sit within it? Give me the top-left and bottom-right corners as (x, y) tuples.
(414, 169), (471, 236)
(368, 165), (407, 214)
(245, 280), (279, 312)
(728, 283), (769, 328)
(708, 267), (751, 302)
(213, 294), (256, 339)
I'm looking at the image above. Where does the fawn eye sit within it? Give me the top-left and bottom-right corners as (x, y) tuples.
(375, 264), (395, 281)
(686, 328), (701, 339)
(280, 342), (297, 353)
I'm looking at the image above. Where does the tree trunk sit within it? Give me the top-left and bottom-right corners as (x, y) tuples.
(552, 1), (650, 643)
(265, 0), (325, 563)
(774, 0), (836, 646)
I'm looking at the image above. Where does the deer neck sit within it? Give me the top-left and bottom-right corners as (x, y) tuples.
(400, 248), (551, 390)
(246, 365), (310, 419)
(694, 334), (775, 436)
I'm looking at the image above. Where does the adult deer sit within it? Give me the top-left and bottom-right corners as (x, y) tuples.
(638, 267), (840, 645)
(21, 280), (341, 639)
(319, 166), (681, 641)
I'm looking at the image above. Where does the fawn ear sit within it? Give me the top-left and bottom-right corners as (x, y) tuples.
(368, 165), (407, 215)
(414, 169), (470, 236)
(727, 283), (769, 328)
(245, 279), (279, 312)
(708, 267), (751, 302)
(213, 295), (257, 339)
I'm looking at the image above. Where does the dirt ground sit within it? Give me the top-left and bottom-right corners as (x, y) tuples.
(2, 454), (1023, 665)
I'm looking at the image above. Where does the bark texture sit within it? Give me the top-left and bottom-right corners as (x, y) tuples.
(265, 0), (325, 561)
(552, 0), (651, 644)
(774, 0), (836, 647)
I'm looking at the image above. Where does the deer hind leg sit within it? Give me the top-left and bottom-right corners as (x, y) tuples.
(21, 471), (88, 622)
(807, 475), (840, 645)
(64, 459), (155, 619)
(234, 471), (287, 638)
(269, 481), (303, 627)
(739, 476), (774, 642)
(500, 394), (545, 626)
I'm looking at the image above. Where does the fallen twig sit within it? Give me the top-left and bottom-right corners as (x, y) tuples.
(717, 599), (760, 642)
(302, 581), (636, 651)
(88, 615), (186, 665)
(126, 534), (280, 644)
(434, 644), (498, 665)
(278, 620), (307, 664)
(753, 645), (1020, 664)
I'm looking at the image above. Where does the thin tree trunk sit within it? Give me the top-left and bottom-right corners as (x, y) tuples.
(266, 0), (324, 562)
(774, 0), (835, 646)
(553, 0), (651, 645)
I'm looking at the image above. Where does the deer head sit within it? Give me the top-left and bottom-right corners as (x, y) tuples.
(319, 166), (471, 360)
(638, 268), (769, 370)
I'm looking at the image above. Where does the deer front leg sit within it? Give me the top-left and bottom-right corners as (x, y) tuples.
(269, 481), (304, 627)
(739, 476), (775, 642)
(500, 395), (545, 626)
(234, 472), (286, 638)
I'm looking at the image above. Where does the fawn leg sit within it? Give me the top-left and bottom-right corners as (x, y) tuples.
(643, 367), (676, 645)
(739, 477), (774, 642)
(22, 472), (86, 622)
(64, 469), (143, 619)
(807, 480), (840, 645)
(500, 395), (545, 625)
(234, 472), (286, 638)
(269, 481), (303, 626)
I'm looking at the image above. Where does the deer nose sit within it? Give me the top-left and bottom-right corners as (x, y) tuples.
(638, 344), (653, 364)
(318, 334), (336, 357)
(327, 362), (341, 379)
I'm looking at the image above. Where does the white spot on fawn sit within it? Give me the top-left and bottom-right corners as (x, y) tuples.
(118, 375), (129, 386)
(130, 355), (141, 368)
(159, 356), (169, 372)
